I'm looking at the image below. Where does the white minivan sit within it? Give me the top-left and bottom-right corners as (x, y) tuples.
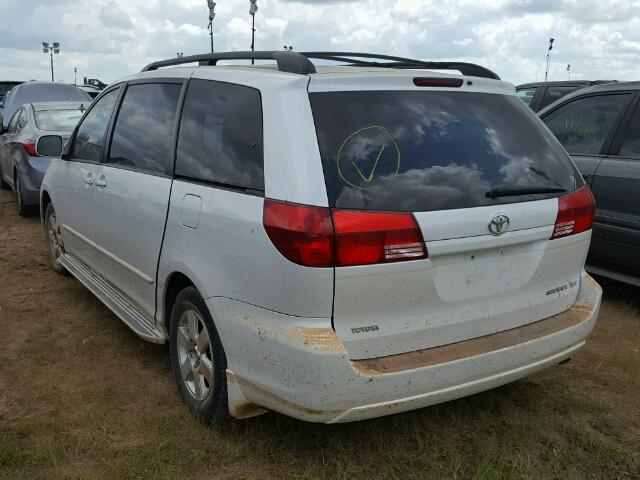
(40, 51), (602, 423)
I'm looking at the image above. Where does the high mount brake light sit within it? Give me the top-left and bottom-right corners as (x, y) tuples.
(551, 187), (595, 239)
(263, 200), (427, 268)
(413, 77), (464, 88)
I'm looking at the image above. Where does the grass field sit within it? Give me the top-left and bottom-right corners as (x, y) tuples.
(0, 189), (638, 479)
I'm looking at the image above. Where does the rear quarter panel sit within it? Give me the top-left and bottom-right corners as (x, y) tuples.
(156, 180), (334, 326)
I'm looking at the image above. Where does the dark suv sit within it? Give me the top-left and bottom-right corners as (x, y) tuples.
(517, 80), (617, 112)
(538, 81), (640, 285)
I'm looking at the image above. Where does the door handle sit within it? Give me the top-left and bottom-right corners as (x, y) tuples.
(83, 174), (94, 185)
(95, 176), (107, 187)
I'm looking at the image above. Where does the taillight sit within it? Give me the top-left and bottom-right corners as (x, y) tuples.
(332, 210), (427, 266)
(263, 200), (334, 267)
(21, 140), (37, 156)
(551, 187), (595, 239)
(263, 199), (427, 268)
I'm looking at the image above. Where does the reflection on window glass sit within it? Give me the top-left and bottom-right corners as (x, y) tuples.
(8, 110), (22, 132)
(619, 106), (640, 158)
(35, 109), (84, 131)
(175, 79), (264, 190)
(516, 88), (537, 106)
(108, 83), (181, 173)
(310, 91), (577, 212)
(72, 89), (118, 162)
(543, 94), (629, 155)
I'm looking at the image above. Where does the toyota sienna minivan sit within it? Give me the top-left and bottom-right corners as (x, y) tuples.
(40, 51), (602, 423)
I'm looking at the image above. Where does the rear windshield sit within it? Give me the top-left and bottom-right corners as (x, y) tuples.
(310, 91), (578, 212)
(35, 109), (84, 131)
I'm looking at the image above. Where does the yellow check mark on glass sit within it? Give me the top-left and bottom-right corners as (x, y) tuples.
(352, 145), (386, 182)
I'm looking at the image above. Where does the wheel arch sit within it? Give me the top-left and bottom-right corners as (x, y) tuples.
(40, 189), (52, 226)
(163, 271), (195, 337)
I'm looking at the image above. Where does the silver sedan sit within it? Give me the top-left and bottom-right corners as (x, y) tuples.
(0, 101), (85, 216)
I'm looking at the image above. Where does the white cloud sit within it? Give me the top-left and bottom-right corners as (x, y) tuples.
(0, 0), (639, 85)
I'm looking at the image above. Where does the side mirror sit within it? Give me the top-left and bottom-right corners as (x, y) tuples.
(36, 135), (63, 157)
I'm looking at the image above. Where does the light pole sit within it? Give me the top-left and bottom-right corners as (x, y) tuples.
(207, 0), (216, 53)
(544, 37), (554, 82)
(42, 42), (60, 82)
(249, 0), (258, 64)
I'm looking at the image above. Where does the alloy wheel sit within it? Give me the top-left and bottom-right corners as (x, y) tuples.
(176, 309), (214, 401)
(47, 211), (63, 262)
(15, 176), (22, 212)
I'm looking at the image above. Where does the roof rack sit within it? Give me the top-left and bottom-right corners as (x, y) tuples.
(141, 51), (316, 74)
(301, 52), (500, 80)
(141, 50), (499, 80)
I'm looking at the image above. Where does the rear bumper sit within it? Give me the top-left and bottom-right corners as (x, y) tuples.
(209, 271), (601, 423)
(17, 157), (48, 206)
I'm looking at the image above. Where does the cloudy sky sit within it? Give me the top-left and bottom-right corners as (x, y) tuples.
(1, 0), (639, 86)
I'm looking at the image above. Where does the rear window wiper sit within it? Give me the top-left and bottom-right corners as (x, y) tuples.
(485, 187), (567, 199)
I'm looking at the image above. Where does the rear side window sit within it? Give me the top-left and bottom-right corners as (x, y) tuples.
(618, 104), (640, 158)
(175, 79), (264, 191)
(8, 109), (23, 133)
(35, 109), (84, 131)
(108, 83), (182, 174)
(71, 89), (119, 162)
(539, 86), (580, 109)
(310, 91), (577, 212)
(516, 87), (536, 106)
(543, 94), (630, 156)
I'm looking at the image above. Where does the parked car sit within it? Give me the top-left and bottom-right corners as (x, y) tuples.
(517, 80), (617, 112)
(78, 84), (101, 99)
(538, 81), (640, 286)
(40, 51), (601, 424)
(0, 102), (84, 215)
(0, 81), (23, 105)
(0, 81), (24, 125)
(1, 82), (90, 132)
(83, 77), (108, 90)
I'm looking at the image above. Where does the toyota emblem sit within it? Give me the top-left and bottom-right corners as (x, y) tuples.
(488, 214), (510, 235)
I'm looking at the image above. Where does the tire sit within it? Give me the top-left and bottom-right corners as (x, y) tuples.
(170, 286), (229, 423)
(0, 165), (9, 190)
(15, 173), (31, 217)
(44, 202), (69, 276)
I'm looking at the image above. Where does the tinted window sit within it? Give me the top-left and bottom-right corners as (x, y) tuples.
(543, 94), (630, 155)
(310, 91), (578, 212)
(539, 86), (580, 109)
(619, 104), (640, 158)
(71, 89), (119, 162)
(175, 79), (264, 191)
(516, 87), (537, 106)
(35, 109), (84, 131)
(107, 83), (182, 174)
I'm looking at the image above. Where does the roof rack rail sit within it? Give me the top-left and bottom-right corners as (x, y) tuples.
(141, 51), (316, 74)
(301, 52), (500, 80)
(141, 50), (499, 80)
